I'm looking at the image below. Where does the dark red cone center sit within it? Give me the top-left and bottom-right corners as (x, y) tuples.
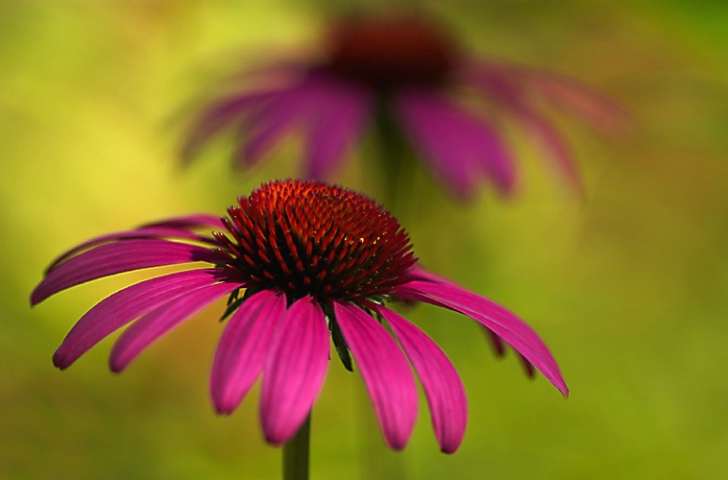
(214, 180), (417, 302)
(324, 13), (458, 89)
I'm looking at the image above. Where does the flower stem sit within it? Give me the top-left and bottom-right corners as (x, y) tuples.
(283, 413), (311, 480)
(374, 96), (415, 215)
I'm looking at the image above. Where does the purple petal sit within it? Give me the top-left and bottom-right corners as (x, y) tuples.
(521, 70), (628, 135)
(241, 73), (326, 166)
(393, 275), (568, 396)
(210, 290), (287, 414)
(140, 214), (225, 230)
(333, 302), (418, 450)
(479, 324), (535, 377)
(260, 296), (330, 445)
(514, 109), (581, 193)
(109, 282), (238, 372)
(411, 265), (537, 375)
(484, 326), (507, 357)
(460, 62), (582, 192)
(45, 215), (222, 273)
(182, 91), (274, 162)
(372, 303), (467, 454)
(52, 269), (229, 369)
(517, 352), (536, 378)
(304, 80), (372, 179)
(32, 239), (219, 305)
(396, 89), (516, 197)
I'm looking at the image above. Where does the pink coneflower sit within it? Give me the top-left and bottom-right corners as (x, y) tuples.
(31, 180), (567, 453)
(182, 12), (624, 198)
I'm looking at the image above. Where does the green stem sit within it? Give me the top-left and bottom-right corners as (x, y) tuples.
(374, 95), (415, 215)
(283, 413), (311, 480)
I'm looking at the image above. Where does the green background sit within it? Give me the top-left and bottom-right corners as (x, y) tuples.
(2, 1), (727, 479)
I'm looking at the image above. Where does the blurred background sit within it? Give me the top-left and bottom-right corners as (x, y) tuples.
(2, 0), (728, 479)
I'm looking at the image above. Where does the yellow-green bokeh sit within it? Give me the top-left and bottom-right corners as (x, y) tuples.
(2, 1), (728, 479)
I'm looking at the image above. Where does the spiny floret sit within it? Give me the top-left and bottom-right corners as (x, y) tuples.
(214, 180), (417, 302)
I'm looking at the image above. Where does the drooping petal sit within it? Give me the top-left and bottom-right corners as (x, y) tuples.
(52, 269), (228, 369)
(512, 107), (581, 193)
(484, 326), (507, 357)
(406, 266), (549, 378)
(45, 215), (224, 272)
(517, 352), (536, 378)
(479, 324), (535, 377)
(333, 302), (418, 450)
(304, 79), (372, 178)
(396, 89), (515, 197)
(182, 90), (275, 162)
(32, 240), (220, 305)
(394, 276), (568, 396)
(242, 73), (327, 166)
(140, 214), (226, 231)
(518, 70), (627, 135)
(371, 303), (467, 454)
(109, 282), (239, 372)
(260, 296), (330, 445)
(460, 62), (581, 192)
(210, 289), (287, 414)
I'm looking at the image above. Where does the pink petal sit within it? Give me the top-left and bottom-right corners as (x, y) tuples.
(394, 275), (568, 396)
(460, 62), (582, 192)
(45, 215), (223, 273)
(260, 296), (330, 445)
(480, 325), (535, 376)
(514, 108), (582, 193)
(304, 80), (372, 179)
(484, 326), (507, 356)
(410, 266), (536, 378)
(210, 290), (287, 414)
(52, 269), (228, 369)
(109, 282), (238, 372)
(140, 214), (225, 230)
(241, 74), (326, 166)
(396, 89), (515, 197)
(520, 70), (628, 135)
(371, 303), (467, 454)
(182, 91), (274, 162)
(333, 302), (418, 450)
(517, 352), (536, 378)
(32, 240), (218, 305)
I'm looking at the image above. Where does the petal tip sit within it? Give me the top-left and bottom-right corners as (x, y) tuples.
(108, 358), (125, 374)
(263, 430), (288, 447)
(30, 289), (46, 306)
(386, 437), (409, 451)
(560, 385), (570, 398)
(262, 415), (306, 447)
(52, 352), (71, 370)
(440, 444), (460, 455)
(212, 401), (237, 416)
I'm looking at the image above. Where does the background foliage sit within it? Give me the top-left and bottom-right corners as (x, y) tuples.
(2, 1), (727, 479)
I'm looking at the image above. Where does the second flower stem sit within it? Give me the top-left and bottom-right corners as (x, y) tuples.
(283, 413), (311, 480)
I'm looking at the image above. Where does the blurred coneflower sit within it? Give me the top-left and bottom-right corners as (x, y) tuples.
(31, 179), (567, 455)
(182, 12), (624, 199)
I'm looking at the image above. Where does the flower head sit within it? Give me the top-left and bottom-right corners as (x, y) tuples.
(325, 14), (457, 89)
(32, 179), (567, 453)
(182, 12), (624, 199)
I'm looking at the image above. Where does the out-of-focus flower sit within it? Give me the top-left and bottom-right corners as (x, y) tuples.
(31, 179), (567, 453)
(182, 12), (624, 199)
